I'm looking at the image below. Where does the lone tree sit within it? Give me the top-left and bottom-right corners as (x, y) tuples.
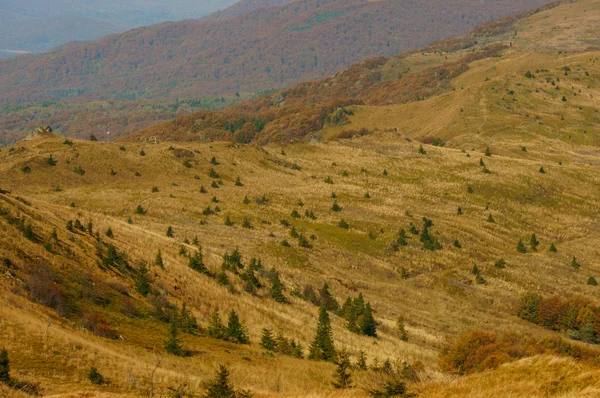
(332, 349), (353, 389)
(88, 367), (104, 385)
(309, 306), (336, 362)
(0, 348), (9, 383)
(166, 226), (174, 237)
(397, 316), (409, 341)
(165, 321), (184, 356)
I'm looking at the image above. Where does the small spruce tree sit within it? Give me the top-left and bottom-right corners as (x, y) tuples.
(207, 308), (226, 339)
(530, 234), (539, 251)
(88, 367), (104, 385)
(260, 329), (277, 351)
(166, 226), (174, 237)
(332, 349), (353, 389)
(269, 270), (288, 304)
(360, 303), (377, 337)
(356, 350), (368, 370)
(165, 321), (184, 356)
(226, 310), (249, 344)
(135, 262), (151, 296)
(549, 243), (557, 252)
(309, 306), (336, 362)
(397, 316), (409, 341)
(588, 276), (598, 286)
(517, 239), (527, 253)
(155, 249), (164, 268)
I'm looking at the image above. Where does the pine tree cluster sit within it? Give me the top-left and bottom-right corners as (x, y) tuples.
(339, 293), (378, 337)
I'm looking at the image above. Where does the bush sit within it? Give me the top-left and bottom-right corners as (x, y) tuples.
(135, 204), (147, 215)
(587, 276), (598, 286)
(338, 219), (350, 229)
(88, 367), (104, 385)
(151, 186), (159, 193)
(46, 155), (57, 166)
(21, 165), (31, 173)
(332, 201), (342, 212)
(73, 166), (85, 175)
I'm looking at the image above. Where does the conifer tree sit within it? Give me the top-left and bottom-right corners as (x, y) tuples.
(166, 226), (174, 237)
(517, 239), (527, 253)
(346, 306), (360, 334)
(397, 229), (408, 246)
(319, 282), (339, 312)
(331, 201), (342, 212)
(260, 329), (277, 351)
(0, 348), (9, 383)
(226, 310), (249, 344)
(332, 349), (353, 389)
(397, 316), (409, 341)
(530, 233), (539, 251)
(356, 350), (368, 370)
(155, 249), (164, 268)
(360, 303), (377, 337)
(588, 276), (598, 286)
(180, 302), (198, 334)
(189, 249), (208, 274)
(207, 308), (226, 340)
(135, 262), (151, 296)
(290, 340), (304, 359)
(549, 243), (557, 253)
(269, 269), (288, 304)
(203, 365), (235, 398)
(309, 307), (336, 362)
(165, 321), (184, 356)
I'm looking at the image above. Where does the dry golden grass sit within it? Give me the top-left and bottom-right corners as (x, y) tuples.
(0, 1), (600, 396)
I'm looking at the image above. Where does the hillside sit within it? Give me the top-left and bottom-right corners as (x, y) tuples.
(0, 0), (555, 143)
(133, 0), (598, 145)
(1, 0), (600, 396)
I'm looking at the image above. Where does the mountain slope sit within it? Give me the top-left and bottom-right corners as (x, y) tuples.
(0, 0), (555, 104)
(0, 0), (557, 145)
(132, 0), (597, 145)
(1, 1), (600, 396)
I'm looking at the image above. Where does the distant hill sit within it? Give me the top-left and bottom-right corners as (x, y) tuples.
(206, 0), (294, 20)
(0, 0), (238, 56)
(131, 0), (587, 145)
(0, 0), (555, 143)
